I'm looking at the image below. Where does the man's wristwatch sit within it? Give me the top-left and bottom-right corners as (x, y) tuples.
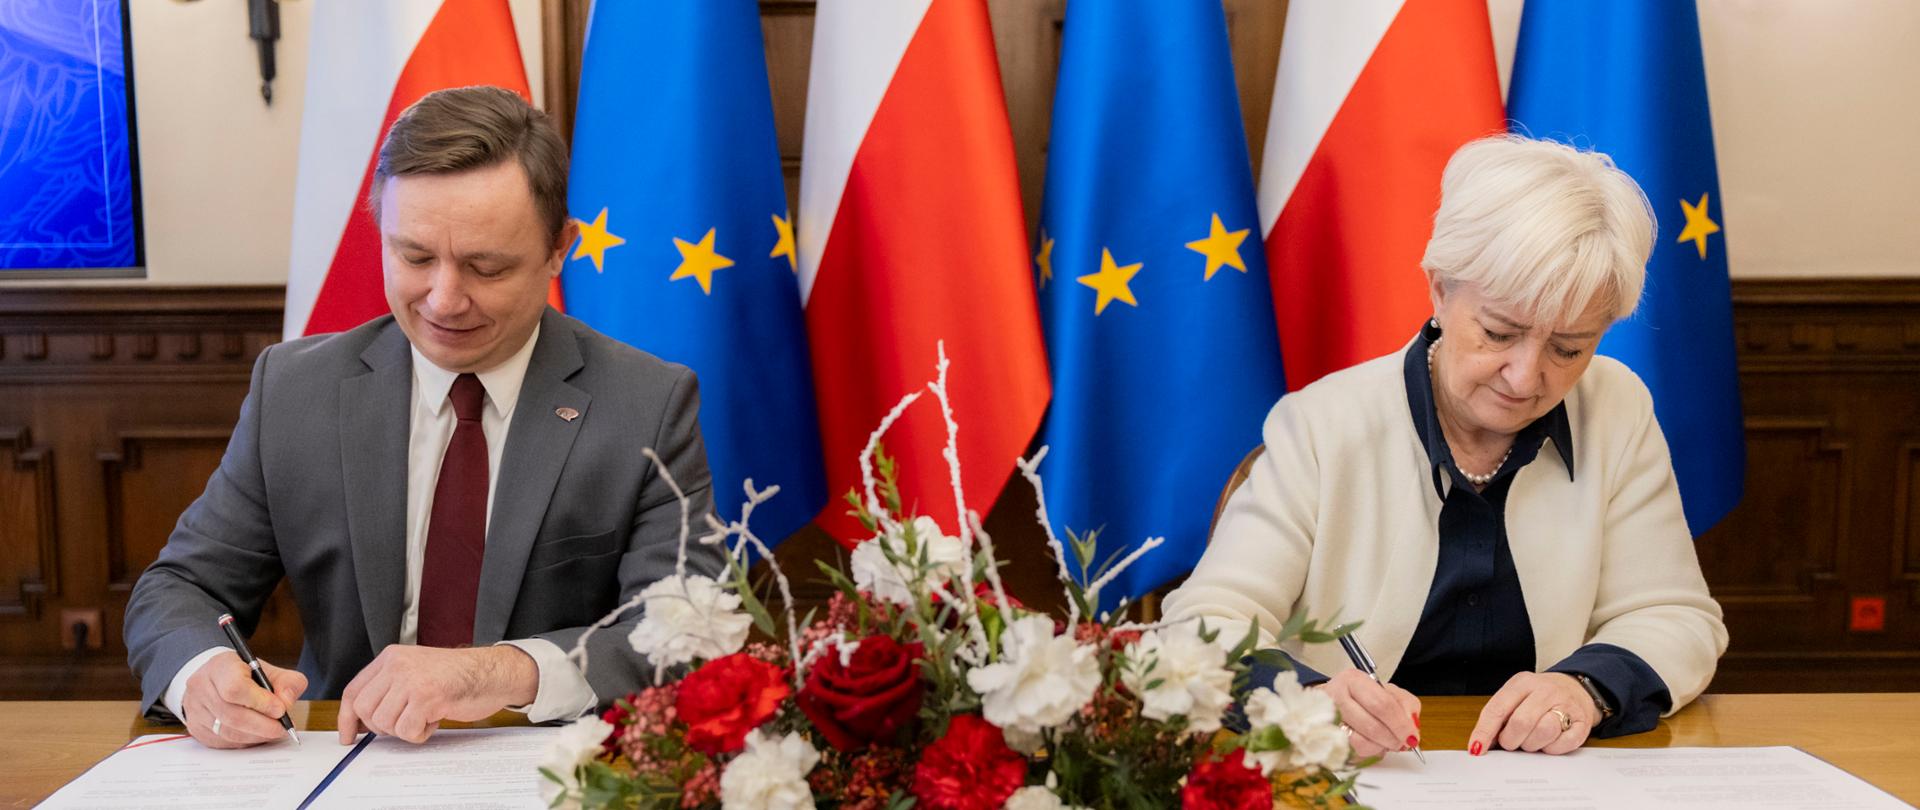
(1573, 673), (1614, 722)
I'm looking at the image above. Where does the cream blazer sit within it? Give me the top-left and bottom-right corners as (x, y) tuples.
(1163, 349), (1729, 713)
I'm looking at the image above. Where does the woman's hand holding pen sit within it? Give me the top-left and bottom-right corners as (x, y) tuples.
(1316, 669), (1422, 759)
(180, 652), (308, 749)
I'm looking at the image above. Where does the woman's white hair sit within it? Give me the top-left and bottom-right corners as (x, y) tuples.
(1420, 134), (1655, 328)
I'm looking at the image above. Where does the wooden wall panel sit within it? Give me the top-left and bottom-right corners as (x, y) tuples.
(1, 279), (1914, 699)
(0, 288), (285, 700)
(1697, 418), (1847, 606)
(1902, 443), (1920, 609)
(1697, 280), (1920, 692)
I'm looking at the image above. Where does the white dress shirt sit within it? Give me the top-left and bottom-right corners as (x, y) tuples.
(164, 327), (597, 724)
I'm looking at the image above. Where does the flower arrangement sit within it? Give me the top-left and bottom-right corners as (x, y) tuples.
(540, 345), (1370, 809)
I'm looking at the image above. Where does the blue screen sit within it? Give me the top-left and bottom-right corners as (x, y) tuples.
(0, 0), (143, 272)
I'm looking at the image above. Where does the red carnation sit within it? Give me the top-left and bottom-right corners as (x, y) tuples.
(674, 652), (791, 756)
(1181, 749), (1272, 810)
(797, 635), (926, 751)
(911, 714), (1027, 810)
(599, 695), (634, 749)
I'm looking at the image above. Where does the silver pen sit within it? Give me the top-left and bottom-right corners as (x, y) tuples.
(1337, 634), (1424, 763)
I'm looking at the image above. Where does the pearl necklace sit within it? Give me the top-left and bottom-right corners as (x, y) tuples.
(1428, 335), (1511, 487)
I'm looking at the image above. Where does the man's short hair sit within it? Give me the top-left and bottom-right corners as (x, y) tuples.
(369, 85), (569, 245)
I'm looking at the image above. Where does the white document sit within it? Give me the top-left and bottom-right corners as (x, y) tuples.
(303, 727), (560, 810)
(1356, 746), (1914, 810)
(37, 733), (354, 810)
(41, 727), (562, 810)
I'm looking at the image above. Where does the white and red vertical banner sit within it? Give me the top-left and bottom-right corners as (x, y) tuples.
(284, 0), (540, 340)
(797, 0), (1051, 543)
(1259, 0), (1504, 389)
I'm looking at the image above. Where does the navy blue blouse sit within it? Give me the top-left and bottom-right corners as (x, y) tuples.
(1244, 323), (1671, 739)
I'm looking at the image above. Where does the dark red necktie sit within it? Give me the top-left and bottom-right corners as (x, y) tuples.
(417, 373), (488, 647)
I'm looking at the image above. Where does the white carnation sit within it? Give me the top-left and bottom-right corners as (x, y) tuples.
(1118, 622), (1235, 733)
(537, 716), (614, 809)
(966, 615), (1100, 737)
(1243, 670), (1350, 774)
(1004, 785), (1066, 810)
(626, 574), (752, 668)
(849, 516), (969, 606)
(720, 729), (819, 810)
(1002, 775), (1089, 810)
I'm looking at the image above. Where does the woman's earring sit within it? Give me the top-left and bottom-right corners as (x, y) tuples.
(1429, 317), (1440, 329)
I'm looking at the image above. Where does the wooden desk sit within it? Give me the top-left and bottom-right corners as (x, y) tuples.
(4, 694), (1916, 808)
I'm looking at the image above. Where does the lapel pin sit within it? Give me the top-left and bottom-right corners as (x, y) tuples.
(555, 407), (580, 422)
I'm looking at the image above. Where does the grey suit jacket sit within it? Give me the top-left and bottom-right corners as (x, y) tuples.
(124, 308), (725, 720)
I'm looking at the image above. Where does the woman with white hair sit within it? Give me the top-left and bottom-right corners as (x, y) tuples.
(1164, 134), (1728, 758)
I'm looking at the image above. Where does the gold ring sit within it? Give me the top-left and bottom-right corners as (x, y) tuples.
(1548, 708), (1572, 732)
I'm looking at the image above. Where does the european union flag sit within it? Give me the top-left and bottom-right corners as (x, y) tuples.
(1036, 2), (1286, 607)
(561, 0), (824, 542)
(1509, 2), (1745, 534)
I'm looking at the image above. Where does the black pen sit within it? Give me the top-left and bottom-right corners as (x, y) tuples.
(1337, 633), (1424, 763)
(218, 613), (301, 746)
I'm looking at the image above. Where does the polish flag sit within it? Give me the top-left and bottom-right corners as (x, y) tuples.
(285, 0), (555, 340)
(798, 0), (1050, 543)
(1259, 0), (1504, 389)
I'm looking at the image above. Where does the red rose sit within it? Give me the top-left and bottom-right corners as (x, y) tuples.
(674, 652), (791, 755)
(1181, 749), (1272, 810)
(911, 714), (1027, 810)
(797, 635), (925, 751)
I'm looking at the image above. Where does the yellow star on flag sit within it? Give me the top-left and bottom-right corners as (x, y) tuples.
(670, 228), (734, 295)
(571, 207), (626, 272)
(1676, 193), (1721, 260)
(770, 212), (797, 272)
(1078, 248), (1143, 315)
(1184, 213), (1250, 280)
(1035, 232), (1055, 288)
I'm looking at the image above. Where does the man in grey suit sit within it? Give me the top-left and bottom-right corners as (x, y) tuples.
(125, 86), (723, 748)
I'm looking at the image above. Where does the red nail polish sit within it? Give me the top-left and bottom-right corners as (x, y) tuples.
(1413, 712), (1421, 729)
(1407, 735), (1419, 748)
(1470, 741), (1483, 756)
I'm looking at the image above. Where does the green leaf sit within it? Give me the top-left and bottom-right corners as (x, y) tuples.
(1277, 610), (1309, 644)
(734, 577), (778, 637)
(1246, 648), (1294, 671)
(814, 559), (862, 599)
(844, 487), (879, 533)
(1245, 724), (1290, 752)
(1226, 619), (1261, 663)
(728, 561), (778, 638)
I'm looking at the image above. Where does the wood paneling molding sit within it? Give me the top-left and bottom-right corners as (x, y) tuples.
(98, 430), (240, 591)
(0, 428), (57, 619)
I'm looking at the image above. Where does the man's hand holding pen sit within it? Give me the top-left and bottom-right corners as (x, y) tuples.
(179, 651), (307, 750)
